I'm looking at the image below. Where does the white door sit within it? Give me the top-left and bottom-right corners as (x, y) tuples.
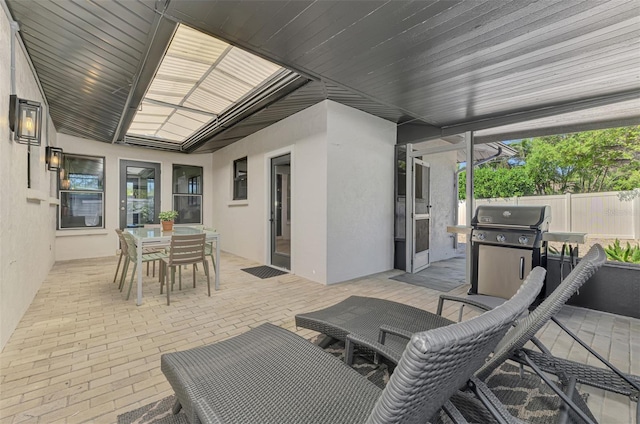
(270, 154), (291, 270)
(406, 154), (431, 273)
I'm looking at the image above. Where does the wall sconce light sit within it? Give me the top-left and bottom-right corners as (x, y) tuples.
(46, 146), (63, 171)
(9, 94), (42, 145)
(59, 168), (70, 190)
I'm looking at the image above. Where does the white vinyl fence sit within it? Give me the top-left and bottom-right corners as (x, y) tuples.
(458, 190), (640, 240)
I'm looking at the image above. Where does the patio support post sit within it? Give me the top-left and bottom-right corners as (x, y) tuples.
(465, 131), (474, 286)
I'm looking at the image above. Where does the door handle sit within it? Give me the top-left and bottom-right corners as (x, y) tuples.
(519, 257), (525, 280)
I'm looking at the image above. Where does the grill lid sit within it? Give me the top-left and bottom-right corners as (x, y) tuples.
(472, 205), (551, 229)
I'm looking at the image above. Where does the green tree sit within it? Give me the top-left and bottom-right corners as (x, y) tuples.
(458, 166), (534, 200)
(458, 125), (640, 199)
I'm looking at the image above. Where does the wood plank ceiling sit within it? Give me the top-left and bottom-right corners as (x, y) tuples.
(6, 0), (640, 153)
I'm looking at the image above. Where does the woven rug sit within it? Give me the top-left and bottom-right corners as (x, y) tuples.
(241, 265), (288, 279)
(118, 339), (584, 424)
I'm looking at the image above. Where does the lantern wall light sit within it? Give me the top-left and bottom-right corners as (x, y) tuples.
(9, 94), (42, 145)
(45, 146), (63, 172)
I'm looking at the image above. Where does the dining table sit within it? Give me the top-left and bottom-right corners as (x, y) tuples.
(125, 226), (220, 306)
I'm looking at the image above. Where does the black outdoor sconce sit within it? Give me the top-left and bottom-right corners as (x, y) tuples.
(45, 146), (63, 171)
(9, 94), (42, 145)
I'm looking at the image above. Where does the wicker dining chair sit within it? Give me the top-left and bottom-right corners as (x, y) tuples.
(113, 229), (126, 285)
(203, 227), (217, 275)
(190, 226), (217, 275)
(120, 232), (168, 300)
(142, 224), (167, 277)
(161, 234), (211, 306)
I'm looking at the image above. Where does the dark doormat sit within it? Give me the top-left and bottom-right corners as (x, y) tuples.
(242, 265), (288, 279)
(390, 257), (467, 292)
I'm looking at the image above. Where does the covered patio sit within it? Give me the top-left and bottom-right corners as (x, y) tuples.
(1, 252), (638, 422)
(1, 0), (639, 422)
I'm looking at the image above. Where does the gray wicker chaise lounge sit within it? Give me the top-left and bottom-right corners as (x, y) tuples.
(160, 265), (543, 424)
(465, 244), (640, 423)
(297, 244), (637, 423)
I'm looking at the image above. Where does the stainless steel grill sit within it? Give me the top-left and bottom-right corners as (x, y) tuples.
(470, 205), (551, 299)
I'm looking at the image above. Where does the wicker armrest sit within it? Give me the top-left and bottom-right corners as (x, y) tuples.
(437, 294), (493, 316)
(378, 324), (412, 344)
(345, 333), (402, 366)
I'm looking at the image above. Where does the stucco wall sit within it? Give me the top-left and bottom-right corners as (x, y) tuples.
(55, 134), (214, 261)
(326, 101), (396, 283)
(210, 100), (397, 285)
(0, 7), (58, 350)
(210, 101), (329, 283)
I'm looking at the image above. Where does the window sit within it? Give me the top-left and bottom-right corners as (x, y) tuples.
(233, 157), (248, 200)
(173, 165), (203, 224)
(59, 154), (105, 229)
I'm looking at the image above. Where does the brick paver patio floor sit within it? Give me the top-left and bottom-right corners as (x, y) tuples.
(1, 252), (637, 423)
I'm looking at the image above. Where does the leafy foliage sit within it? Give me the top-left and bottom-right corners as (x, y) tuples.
(604, 239), (640, 264)
(158, 210), (179, 221)
(458, 167), (534, 200)
(458, 126), (640, 199)
(548, 244), (574, 256)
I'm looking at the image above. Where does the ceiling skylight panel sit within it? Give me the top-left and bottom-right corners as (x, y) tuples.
(169, 25), (229, 63)
(137, 103), (176, 116)
(127, 23), (292, 147)
(156, 56), (211, 83)
(217, 48), (282, 87)
(184, 88), (233, 114)
(174, 110), (212, 124)
(145, 94), (186, 105)
(155, 130), (185, 142)
(167, 112), (210, 130)
(128, 123), (162, 132)
(198, 70), (253, 103)
(129, 114), (167, 124)
(162, 122), (196, 138)
(147, 78), (193, 96)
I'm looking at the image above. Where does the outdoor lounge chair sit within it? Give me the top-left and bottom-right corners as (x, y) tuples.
(160, 265), (543, 424)
(295, 244), (635, 423)
(464, 244), (640, 423)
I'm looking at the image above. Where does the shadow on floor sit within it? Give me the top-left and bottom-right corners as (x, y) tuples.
(390, 256), (467, 292)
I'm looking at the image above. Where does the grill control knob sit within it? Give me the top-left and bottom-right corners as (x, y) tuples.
(476, 232), (485, 241)
(496, 234), (506, 243)
(518, 236), (529, 245)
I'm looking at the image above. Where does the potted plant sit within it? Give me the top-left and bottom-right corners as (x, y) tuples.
(158, 210), (179, 231)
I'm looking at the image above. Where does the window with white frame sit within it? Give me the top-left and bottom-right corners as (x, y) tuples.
(173, 164), (203, 224)
(233, 157), (247, 200)
(58, 154), (105, 229)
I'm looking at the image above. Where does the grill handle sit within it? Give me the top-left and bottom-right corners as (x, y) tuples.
(519, 257), (525, 280)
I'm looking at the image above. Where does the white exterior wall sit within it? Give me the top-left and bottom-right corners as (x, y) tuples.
(210, 101), (328, 283)
(0, 6), (58, 349)
(420, 150), (458, 262)
(55, 134), (214, 261)
(211, 100), (397, 284)
(326, 101), (396, 283)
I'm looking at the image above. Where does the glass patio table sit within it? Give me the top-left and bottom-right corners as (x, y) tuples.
(125, 226), (220, 305)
